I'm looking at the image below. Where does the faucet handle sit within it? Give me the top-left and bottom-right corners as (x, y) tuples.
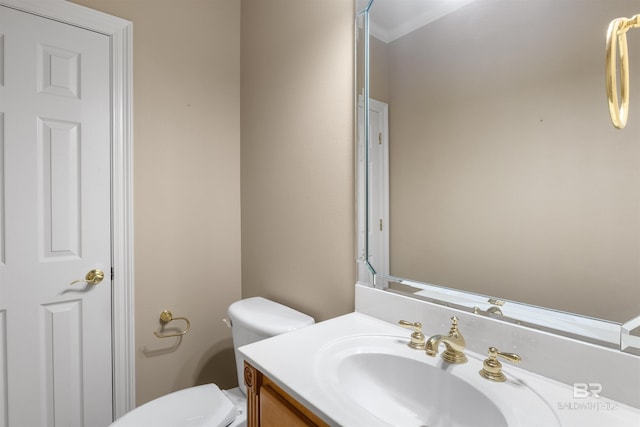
(479, 347), (522, 382)
(399, 320), (426, 350)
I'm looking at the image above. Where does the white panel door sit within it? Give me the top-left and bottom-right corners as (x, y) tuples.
(356, 98), (389, 286)
(0, 5), (112, 426)
(368, 99), (389, 277)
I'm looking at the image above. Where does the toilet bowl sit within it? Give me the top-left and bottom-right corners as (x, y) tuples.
(110, 297), (315, 427)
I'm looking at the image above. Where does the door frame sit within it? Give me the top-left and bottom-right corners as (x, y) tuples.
(0, 0), (135, 418)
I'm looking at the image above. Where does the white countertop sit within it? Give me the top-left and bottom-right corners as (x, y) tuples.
(239, 312), (640, 427)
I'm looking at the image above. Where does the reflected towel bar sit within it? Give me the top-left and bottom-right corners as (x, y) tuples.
(606, 14), (640, 129)
(154, 310), (191, 338)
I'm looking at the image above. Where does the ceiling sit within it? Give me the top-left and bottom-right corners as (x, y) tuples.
(366, 0), (477, 43)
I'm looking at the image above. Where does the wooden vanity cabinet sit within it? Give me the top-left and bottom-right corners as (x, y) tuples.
(244, 362), (329, 427)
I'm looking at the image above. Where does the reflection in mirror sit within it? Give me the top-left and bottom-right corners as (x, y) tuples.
(357, 0), (640, 350)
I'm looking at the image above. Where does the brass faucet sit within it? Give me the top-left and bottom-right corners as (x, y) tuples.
(473, 306), (503, 316)
(425, 316), (467, 364)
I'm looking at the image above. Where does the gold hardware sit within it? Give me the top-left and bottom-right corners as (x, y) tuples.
(399, 320), (426, 350)
(379, 219), (383, 231)
(154, 310), (191, 338)
(606, 15), (640, 129)
(474, 306), (503, 316)
(487, 298), (505, 306)
(479, 347), (521, 382)
(378, 132), (382, 145)
(486, 306), (503, 316)
(425, 316), (467, 364)
(70, 269), (105, 285)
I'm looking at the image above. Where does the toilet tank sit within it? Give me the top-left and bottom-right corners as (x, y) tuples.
(227, 297), (314, 395)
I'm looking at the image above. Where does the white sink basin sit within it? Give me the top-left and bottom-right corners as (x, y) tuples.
(315, 335), (560, 427)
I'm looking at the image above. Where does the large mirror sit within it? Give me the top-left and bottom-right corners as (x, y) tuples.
(357, 0), (640, 351)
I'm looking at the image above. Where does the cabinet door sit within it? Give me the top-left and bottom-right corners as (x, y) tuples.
(244, 361), (329, 427)
(260, 385), (316, 427)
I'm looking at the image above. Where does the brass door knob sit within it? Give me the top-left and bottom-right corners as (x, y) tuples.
(70, 269), (105, 285)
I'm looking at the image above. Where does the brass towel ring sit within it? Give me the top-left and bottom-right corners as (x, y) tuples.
(154, 310), (191, 338)
(606, 15), (640, 129)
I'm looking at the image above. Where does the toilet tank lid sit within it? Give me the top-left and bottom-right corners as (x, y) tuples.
(227, 297), (315, 336)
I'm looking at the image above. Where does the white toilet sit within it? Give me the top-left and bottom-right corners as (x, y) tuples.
(110, 297), (315, 427)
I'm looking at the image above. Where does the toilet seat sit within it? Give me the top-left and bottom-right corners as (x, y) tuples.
(110, 384), (240, 427)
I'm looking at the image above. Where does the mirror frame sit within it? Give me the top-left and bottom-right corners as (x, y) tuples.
(355, 0), (640, 354)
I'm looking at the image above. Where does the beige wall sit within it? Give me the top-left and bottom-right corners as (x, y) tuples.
(240, 0), (355, 321)
(369, 36), (389, 103)
(71, 0), (355, 406)
(71, 0), (242, 405)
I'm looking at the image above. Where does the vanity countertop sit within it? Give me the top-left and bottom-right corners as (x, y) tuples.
(239, 312), (640, 427)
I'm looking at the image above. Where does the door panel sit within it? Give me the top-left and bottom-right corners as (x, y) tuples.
(39, 117), (81, 259)
(0, 5), (113, 426)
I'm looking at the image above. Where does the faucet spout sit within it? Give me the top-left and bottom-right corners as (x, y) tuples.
(425, 335), (446, 356)
(424, 317), (467, 364)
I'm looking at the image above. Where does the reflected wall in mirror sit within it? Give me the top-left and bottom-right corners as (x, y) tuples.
(359, 0), (640, 348)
